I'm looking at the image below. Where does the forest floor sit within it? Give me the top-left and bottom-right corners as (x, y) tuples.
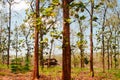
(0, 66), (120, 80)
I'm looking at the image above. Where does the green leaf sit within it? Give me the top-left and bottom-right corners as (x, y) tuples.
(65, 18), (71, 23)
(52, 0), (59, 3)
(75, 7), (80, 12)
(92, 16), (98, 21)
(52, 0), (59, 6)
(80, 15), (86, 20)
(94, 4), (100, 9)
(74, 14), (79, 18)
(81, 8), (84, 12)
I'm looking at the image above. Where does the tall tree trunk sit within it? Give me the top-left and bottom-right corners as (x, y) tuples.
(78, 20), (84, 68)
(90, 0), (94, 77)
(33, 0), (39, 79)
(62, 0), (71, 79)
(15, 27), (18, 64)
(0, 25), (1, 51)
(114, 31), (117, 69)
(39, 0), (44, 69)
(7, 1), (11, 68)
(102, 6), (107, 73)
(25, 29), (30, 62)
(39, 31), (44, 69)
(25, 36), (30, 69)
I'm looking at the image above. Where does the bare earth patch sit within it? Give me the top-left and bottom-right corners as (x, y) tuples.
(0, 69), (115, 80)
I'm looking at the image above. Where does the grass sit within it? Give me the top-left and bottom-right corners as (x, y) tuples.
(39, 66), (120, 80)
(1, 64), (120, 80)
(0, 64), (8, 69)
(108, 69), (120, 80)
(39, 66), (62, 78)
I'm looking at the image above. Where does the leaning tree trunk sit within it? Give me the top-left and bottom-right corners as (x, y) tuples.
(62, 0), (72, 79)
(33, 0), (39, 79)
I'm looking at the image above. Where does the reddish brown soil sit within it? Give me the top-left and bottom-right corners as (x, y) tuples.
(0, 70), (112, 80)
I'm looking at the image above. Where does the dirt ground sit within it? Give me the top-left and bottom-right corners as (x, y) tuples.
(0, 70), (111, 80)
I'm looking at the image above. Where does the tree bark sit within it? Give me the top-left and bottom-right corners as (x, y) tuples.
(39, 30), (44, 69)
(62, 0), (71, 79)
(102, 6), (107, 73)
(114, 30), (117, 69)
(33, 0), (39, 79)
(107, 40), (110, 70)
(7, 1), (12, 68)
(90, 0), (94, 77)
(48, 39), (54, 67)
(78, 20), (84, 68)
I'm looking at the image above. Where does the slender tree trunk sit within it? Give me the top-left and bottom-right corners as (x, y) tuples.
(26, 37), (29, 62)
(33, 0), (39, 79)
(90, 0), (94, 77)
(114, 31), (117, 69)
(78, 20), (84, 68)
(0, 25), (1, 51)
(39, 32), (44, 69)
(72, 52), (77, 67)
(48, 39), (54, 67)
(80, 47), (84, 68)
(107, 40), (110, 70)
(110, 44), (113, 69)
(118, 38), (120, 68)
(39, 0), (44, 69)
(102, 6), (107, 73)
(15, 27), (18, 64)
(62, 0), (71, 79)
(2, 52), (5, 64)
(7, 2), (11, 68)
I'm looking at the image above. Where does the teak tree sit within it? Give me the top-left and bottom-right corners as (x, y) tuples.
(7, 0), (12, 68)
(62, 0), (73, 80)
(90, 0), (94, 77)
(33, 0), (39, 79)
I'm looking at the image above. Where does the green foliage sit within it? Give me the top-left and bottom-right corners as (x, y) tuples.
(23, 58), (30, 71)
(70, 2), (85, 8)
(74, 14), (79, 18)
(40, 66), (62, 78)
(80, 15), (86, 20)
(65, 18), (71, 23)
(114, 70), (120, 78)
(42, 7), (56, 17)
(84, 57), (89, 65)
(52, 0), (59, 6)
(10, 58), (30, 73)
(40, 38), (48, 44)
(50, 31), (62, 39)
(0, 64), (7, 69)
(92, 16), (98, 21)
